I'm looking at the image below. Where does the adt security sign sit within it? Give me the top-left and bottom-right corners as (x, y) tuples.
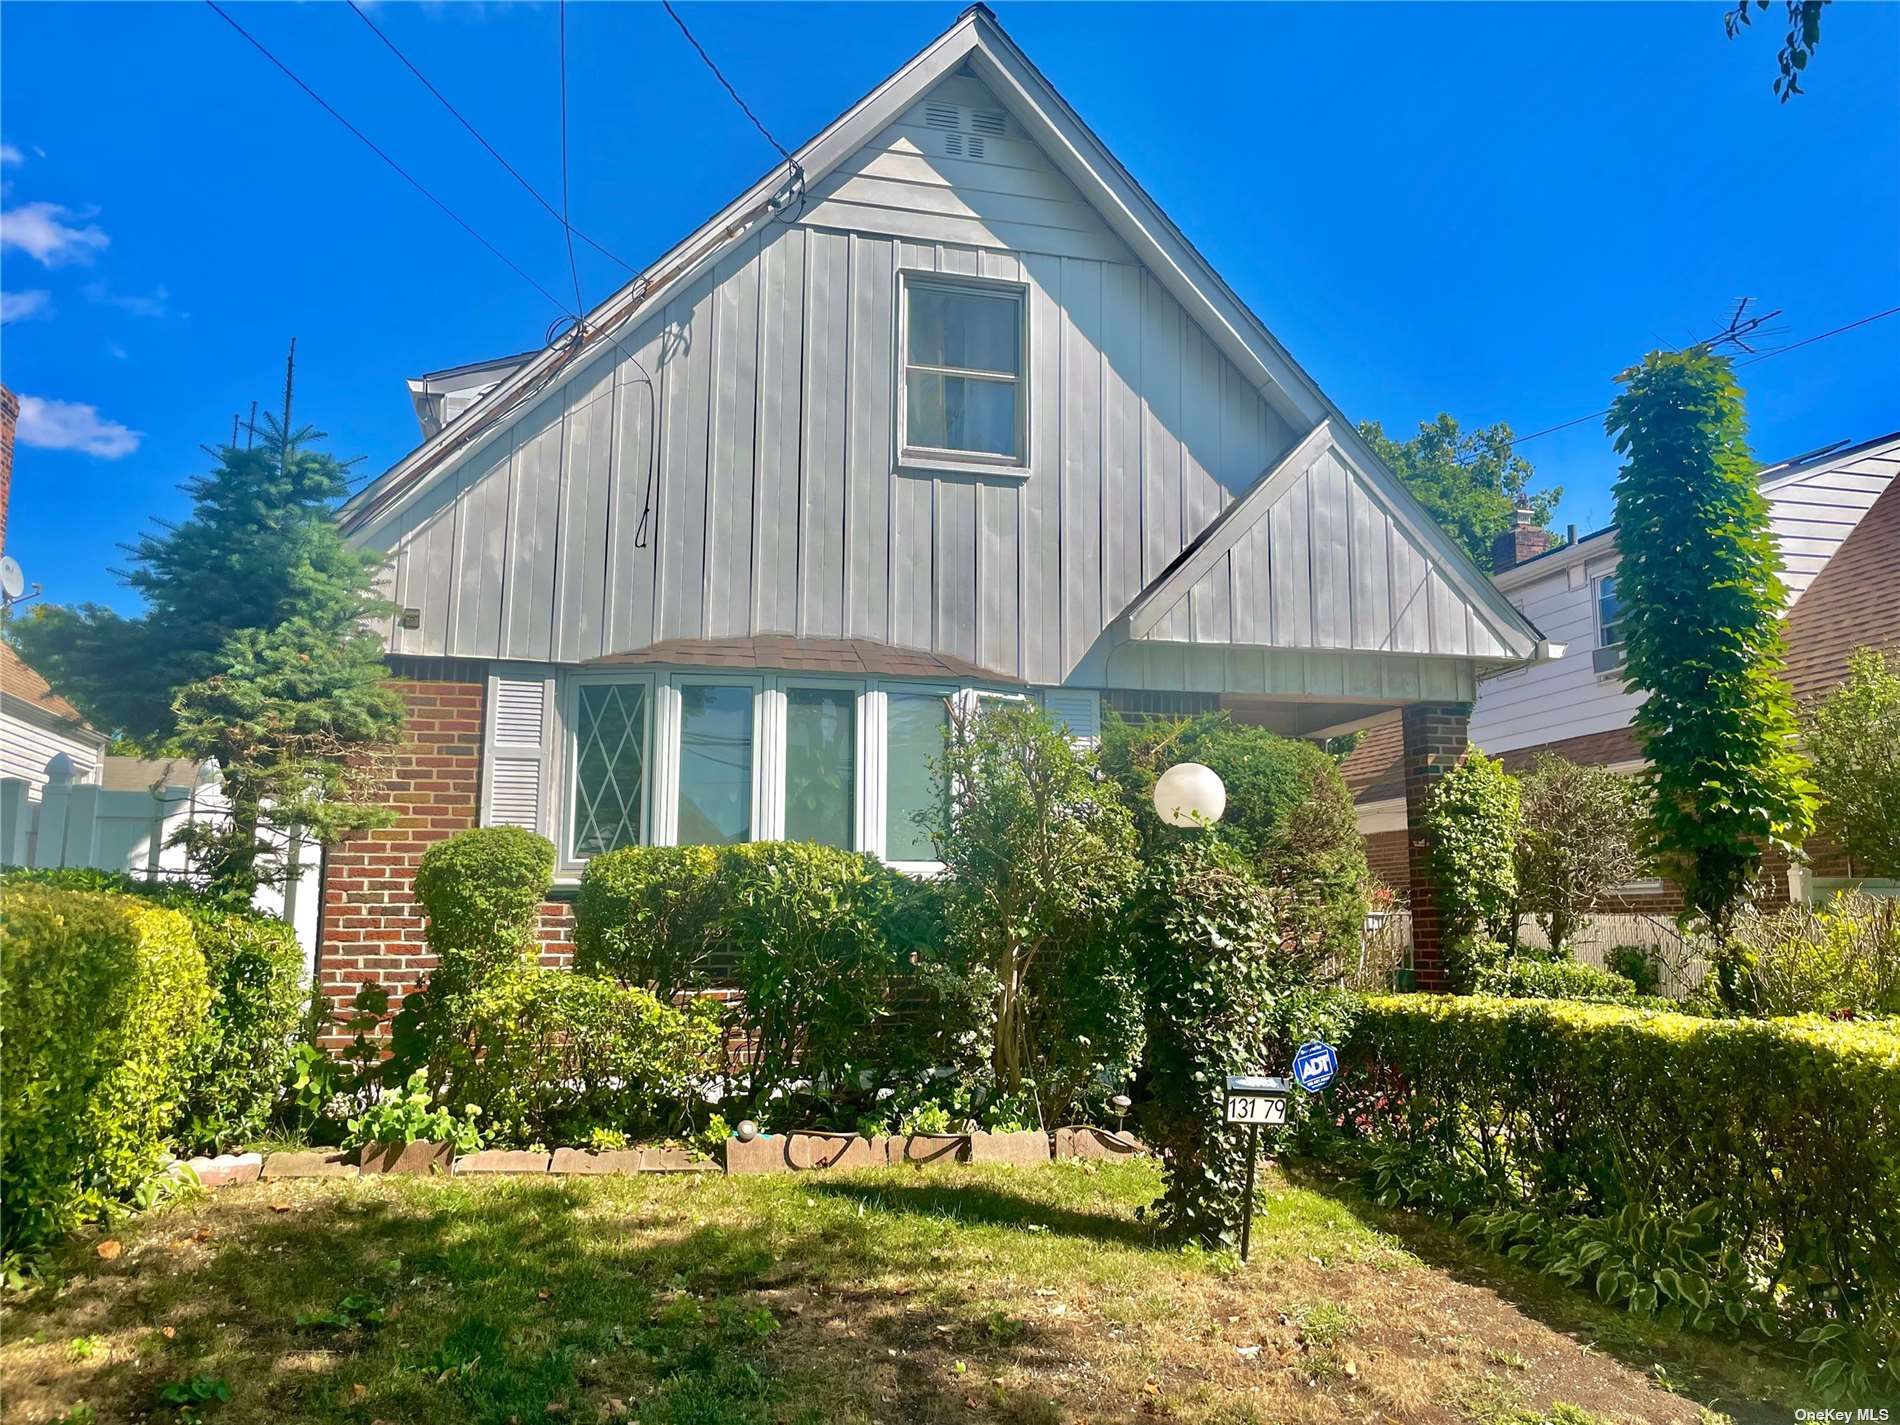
(1292, 1041), (1338, 1093)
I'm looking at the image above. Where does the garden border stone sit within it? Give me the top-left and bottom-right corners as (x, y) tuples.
(358, 1140), (455, 1176)
(1053, 1126), (1146, 1161)
(889, 1132), (969, 1166)
(186, 1153), (263, 1188)
(261, 1150), (357, 1180)
(786, 1131), (884, 1171)
(969, 1129), (1051, 1166)
(549, 1148), (645, 1175)
(453, 1150), (553, 1175)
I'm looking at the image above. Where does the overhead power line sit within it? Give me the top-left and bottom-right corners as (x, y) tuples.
(660, 1), (806, 218)
(344, 0), (638, 277)
(1463, 303), (1900, 464)
(207, 0), (576, 318)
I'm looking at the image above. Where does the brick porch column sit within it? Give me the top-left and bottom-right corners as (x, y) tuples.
(1400, 700), (1472, 993)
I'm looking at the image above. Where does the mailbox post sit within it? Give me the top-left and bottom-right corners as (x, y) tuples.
(1224, 1074), (1289, 1262)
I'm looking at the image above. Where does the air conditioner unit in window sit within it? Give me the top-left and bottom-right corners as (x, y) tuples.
(1591, 644), (1626, 676)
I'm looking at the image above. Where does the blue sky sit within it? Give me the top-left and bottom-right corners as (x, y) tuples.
(3, 1), (1896, 612)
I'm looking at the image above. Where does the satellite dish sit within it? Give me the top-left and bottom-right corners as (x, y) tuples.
(0, 556), (23, 602)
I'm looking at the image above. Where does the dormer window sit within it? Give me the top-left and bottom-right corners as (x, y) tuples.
(900, 274), (1027, 473)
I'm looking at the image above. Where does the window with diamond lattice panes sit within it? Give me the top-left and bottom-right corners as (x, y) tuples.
(571, 682), (648, 857)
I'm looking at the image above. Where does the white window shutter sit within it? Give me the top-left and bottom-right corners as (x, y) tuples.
(1043, 689), (1101, 745)
(485, 670), (555, 834)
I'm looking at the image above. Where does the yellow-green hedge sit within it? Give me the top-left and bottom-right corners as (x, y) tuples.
(1327, 996), (1900, 1383)
(1, 885), (210, 1253)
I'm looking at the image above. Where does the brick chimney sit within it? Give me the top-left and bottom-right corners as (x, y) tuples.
(0, 384), (17, 556)
(1491, 504), (1551, 573)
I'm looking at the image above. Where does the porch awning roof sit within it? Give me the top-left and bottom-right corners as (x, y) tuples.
(581, 636), (1026, 686)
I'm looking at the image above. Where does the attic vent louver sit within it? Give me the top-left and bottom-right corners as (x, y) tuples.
(924, 101), (961, 131)
(970, 109), (1007, 137)
(944, 133), (964, 157)
(966, 135), (985, 158)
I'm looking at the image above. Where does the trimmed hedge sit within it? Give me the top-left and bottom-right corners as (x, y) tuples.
(2, 868), (308, 1151)
(1322, 996), (1900, 1391)
(1, 885), (210, 1253)
(412, 826), (555, 989)
(1471, 956), (1662, 1006)
(573, 845), (727, 997)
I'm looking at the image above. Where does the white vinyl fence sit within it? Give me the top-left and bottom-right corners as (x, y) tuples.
(0, 757), (320, 964)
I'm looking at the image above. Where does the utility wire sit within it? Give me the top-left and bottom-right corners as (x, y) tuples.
(344, 0), (639, 276)
(1464, 303), (1900, 463)
(206, 0), (576, 318)
(559, 0), (586, 321)
(660, 1), (806, 217)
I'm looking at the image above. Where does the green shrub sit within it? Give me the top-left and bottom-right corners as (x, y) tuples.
(1102, 709), (1369, 982)
(1256, 758), (1372, 975)
(441, 965), (721, 1147)
(1, 885), (210, 1253)
(1803, 648), (1900, 881)
(1133, 840), (1283, 1246)
(412, 827), (555, 989)
(0, 868), (305, 1149)
(1512, 753), (1645, 955)
(1323, 996), (1900, 1399)
(1725, 892), (1900, 1018)
(1421, 751), (1522, 967)
(1605, 944), (1663, 996)
(723, 841), (916, 1118)
(936, 700), (1142, 1119)
(1472, 957), (1657, 1005)
(173, 905), (305, 1151)
(573, 845), (727, 995)
(345, 1069), (484, 1152)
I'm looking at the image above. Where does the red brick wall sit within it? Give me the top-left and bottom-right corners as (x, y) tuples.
(1365, 829), (1411, 899)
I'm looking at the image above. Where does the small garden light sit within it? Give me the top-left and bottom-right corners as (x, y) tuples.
(1109, 1094), (1131, 1133)
(1153, 762), (1225, 828)
(734, 1120), (760, 1142)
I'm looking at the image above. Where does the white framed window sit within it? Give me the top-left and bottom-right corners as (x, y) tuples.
(562, 671), (656, 867)
(882, 685), (954, 873)
(1595, 573), (1624, 648)
(780, 680), (861, 851)
(898, 273), (1028, 478)
(673, 676), (761, 846)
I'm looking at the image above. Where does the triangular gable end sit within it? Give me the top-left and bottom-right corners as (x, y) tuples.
(336, 4), (1541, 666)
(1124, 422), (1534, 663)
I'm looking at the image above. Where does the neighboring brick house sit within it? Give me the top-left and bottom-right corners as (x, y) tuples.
(314, 6), (1556, 1021)
(1345, 431), (1900, 933)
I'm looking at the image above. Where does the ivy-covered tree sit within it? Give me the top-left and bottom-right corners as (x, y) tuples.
(1802, 648), (1900, 881)
(9, 420), (403, 900)
(1358, 414), (1561, 569)
(1421, 750), (1522, 985)
(1605, 348), (1814, 991)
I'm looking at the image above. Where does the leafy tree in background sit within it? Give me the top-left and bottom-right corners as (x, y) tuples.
(1605, 348), (1813, 998)
(1802, 648), (1900, 881)
(1512, 753), (1646, 956)
(1725, 0), (1827, 101)
(1358, 414), (1561, 569)
(8, 420), (404, 900)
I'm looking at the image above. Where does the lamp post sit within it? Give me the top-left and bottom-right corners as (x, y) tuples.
(1152, 761), (1225, 829)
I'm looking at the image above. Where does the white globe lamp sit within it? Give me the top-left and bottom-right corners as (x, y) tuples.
(1153, 762), (1226, 829)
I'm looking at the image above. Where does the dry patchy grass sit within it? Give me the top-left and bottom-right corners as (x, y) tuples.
(0, 1160), (1806, 1425)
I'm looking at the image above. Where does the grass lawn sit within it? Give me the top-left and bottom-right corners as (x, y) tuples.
(1, 1159), (1810, 1425)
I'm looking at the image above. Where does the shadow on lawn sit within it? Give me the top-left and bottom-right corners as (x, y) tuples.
(4, 1178), (1101, 1425)
(803, 1174), (1159, 1249)
(1277, 1160), (1804, 1423)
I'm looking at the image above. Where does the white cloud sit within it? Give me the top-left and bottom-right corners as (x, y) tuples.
(0, 201), (108, 267)
(0, 288), (52, 323)
(16, 395), (142, 458)
(0, 144), (23, 167)
(106, 340), (129, 360)
(82, 280), (168, 318)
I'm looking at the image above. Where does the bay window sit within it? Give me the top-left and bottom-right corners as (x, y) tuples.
(676, 682), (756, 845)
(884, 690), (949, 864)
(569, 679), (649, 857)
(784, 686), (856, 849)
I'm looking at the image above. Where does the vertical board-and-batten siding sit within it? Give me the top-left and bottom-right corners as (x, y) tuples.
(377, 79), (1300, 688)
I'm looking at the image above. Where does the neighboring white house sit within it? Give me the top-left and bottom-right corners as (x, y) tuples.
(1, 639), (107, 798)
(1345, 430), (1900, 919)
